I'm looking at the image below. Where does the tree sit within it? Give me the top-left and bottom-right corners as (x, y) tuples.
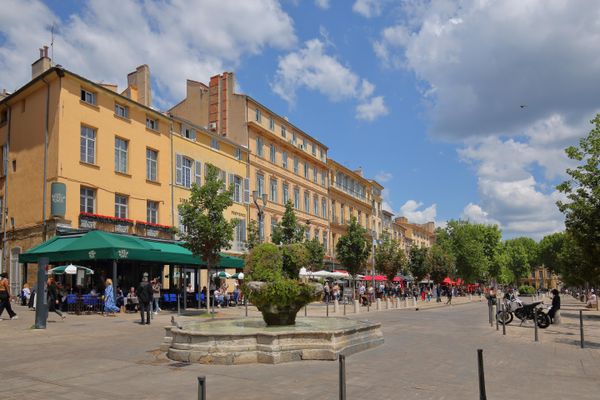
(336, 216), (371, 290)
(425, 244), (455, 283)
(538, 232), (566, 274)
(246, 220), (260, 251)
(375, 232), (407, 281)
(271, 201), (304, 245)
(503, 239), (531, 282)
(304, 238), (325, 271)
(408, 246), (429, 281)
(281, 243), (310, 279)
(178, 163), (237, 313)
(557, 115), (600, 285)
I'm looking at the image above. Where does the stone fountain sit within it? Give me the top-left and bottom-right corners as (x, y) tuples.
(162, 244), (383, 364)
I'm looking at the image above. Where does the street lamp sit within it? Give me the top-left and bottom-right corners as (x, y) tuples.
(252, 190), (268, 242)
(371, 230), (378, 296)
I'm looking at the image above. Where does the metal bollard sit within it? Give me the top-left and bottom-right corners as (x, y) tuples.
(533, 311), (539, 342)
(198, 376), (206, 400)
(305, 305), (307, 317)
(488, 302), (493, 326)
(501, 304), (506, 335)
(477, 349), (487, 400)
(495, 304), (499, 331)
(339, 354), (346, 400)
(580, 310), (585, 348)
(245, 298), (248, 317)
(344, 301), (346, 316)
(327, 301), (329, 317)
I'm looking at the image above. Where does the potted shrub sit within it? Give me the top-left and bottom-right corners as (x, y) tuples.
(243, 243), (322, 326)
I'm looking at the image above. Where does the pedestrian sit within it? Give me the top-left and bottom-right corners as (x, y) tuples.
(436, 285), (442, 303)
(103, 278), (119, 316)
(0, 272), (18, 320)
(445, 286), (453, 305)
(152, 278), (162, 314)
(20, 283), (31, 306)
(137, 272), (153, 325)
(548, 289), (560, 324)
(47, 277), (65, 320)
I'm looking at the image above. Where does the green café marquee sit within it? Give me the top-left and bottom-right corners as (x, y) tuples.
(19, 230), (244, 268)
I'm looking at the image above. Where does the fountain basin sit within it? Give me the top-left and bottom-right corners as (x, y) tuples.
(164, 317), (384, 364)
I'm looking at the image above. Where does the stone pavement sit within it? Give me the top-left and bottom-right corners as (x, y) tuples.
(1, 296), (600, 400)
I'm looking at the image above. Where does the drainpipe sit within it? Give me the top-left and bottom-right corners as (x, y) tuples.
(41, 77), (50, 241)
(2, 105), (11, 274)
(170, 120), (175, 228)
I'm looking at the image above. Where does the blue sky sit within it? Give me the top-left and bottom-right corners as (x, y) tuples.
(2, 0), (598, 239)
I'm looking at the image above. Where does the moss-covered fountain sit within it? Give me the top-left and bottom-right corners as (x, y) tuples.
(164, 244), (383, 364)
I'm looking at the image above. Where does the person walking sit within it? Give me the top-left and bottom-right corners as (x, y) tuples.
(151, 278), (162, 314)
(137, 272), (153, 325)
(445, 286), (453, 305)
(549, 289), (561, 324)
(103, 278), (119, 316)
(47, 277), (65, 320)
(0, 272), (18, 320)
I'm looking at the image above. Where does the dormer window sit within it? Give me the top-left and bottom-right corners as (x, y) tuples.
(182, 125), (195, 140)
(80, 88), (96, 105)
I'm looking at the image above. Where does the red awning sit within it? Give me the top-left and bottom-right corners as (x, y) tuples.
(363, 275), (387, 281)
(392, 276), (403, 282)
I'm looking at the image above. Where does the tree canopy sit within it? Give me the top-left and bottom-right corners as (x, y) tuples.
(271, 201), (305, 245)
(336, 216), (371, 278)
(375, 231), (407, 281)
(408, 246), (429, 281)
(556, 114), (600, 285)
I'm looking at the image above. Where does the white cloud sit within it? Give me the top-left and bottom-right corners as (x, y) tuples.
(372, 0), (600, 238)
(356, 96), (388, 121)
(375, 171), (393, 183)
(272, 38), (387, 121)
(353, 0), (383, 18)
(0, 0), (296, 107)
(315, 0), (330, 9)
(460, 203), (499, 226)
(399, 200), (437, 224)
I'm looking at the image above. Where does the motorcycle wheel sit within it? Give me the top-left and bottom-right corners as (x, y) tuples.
(497, 310), (513, 324)
(515, 308), (526, 321)
(536, 312), (551, 329)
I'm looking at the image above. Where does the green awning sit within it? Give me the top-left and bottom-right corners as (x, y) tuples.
(19, 230), (244, 268)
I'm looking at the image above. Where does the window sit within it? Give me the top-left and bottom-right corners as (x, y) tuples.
(270, 179), (278, 203)
(114, 137), (128, 173)
(322, 198), (327, 218)
(305, 228), (310, 241)
(195, 161), (202, 186)
(147, 200), (158, 224)
(232, 175), (242, 202)
(146, 148), (158, 181)
(320, 148), (326, 161)
(175, 155), (193, 188)
(80, 187), (95, 213)
(269, 117), (275, 130)
(321, 171), (326, 186)
(294, 187), (300, 209)
(281, 125), (287, 138)
(114, 103), (129, 118)
(256, 137), (263, 157)
(235, 219), (246, 243)
(312, 144), (317, 156)
(182, 125), (196, 140)
(255, 108), (261, 122)
(313, 167), (317, 183)
(269, 144), (276, 163)
(313, 195), (318, 215)
(292, 131), (297, 145)
(80, 88), (96, 105)
(304, 162), (309, 179)
(2, 144), (7, 176)
(282, 183), (289, 204)
(315, 229), (320, 241)
(256, 174), (264, 197)
(146, 117), (159, 130)
(341, 204), (345, 223)
(323, 231), (328, 251)
(80, 126), (96, 164)
(358, 211), (362, 226)
(293, 156), (299, 174)
(178, 212), (188, 235)
(282, 151), (288, 169)
(331, 200), (336, 220)
(304, 191), (310, 212)
(210, 138), (220, 150)
(302, 138), (307, 150)
(270, 216), (278, 237)
(235, 148), (242, 160)
(115, 195), (128, 218)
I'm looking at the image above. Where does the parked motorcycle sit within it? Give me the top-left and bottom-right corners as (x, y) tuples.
(496, 297), (550, 329)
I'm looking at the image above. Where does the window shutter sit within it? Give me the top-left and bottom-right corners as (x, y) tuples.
(195, 161), (202, 185)
(190, 129), (196, 141)
(175, 153), (182, 185)
(240, 219), (247, 241)
(243, 178), (250, 204)
(228, 173), (234, 199)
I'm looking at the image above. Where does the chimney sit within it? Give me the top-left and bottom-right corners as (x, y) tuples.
(31, 46), (51, 79)
(125, 65), (152, 107)
(209, 72), (234, 137)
